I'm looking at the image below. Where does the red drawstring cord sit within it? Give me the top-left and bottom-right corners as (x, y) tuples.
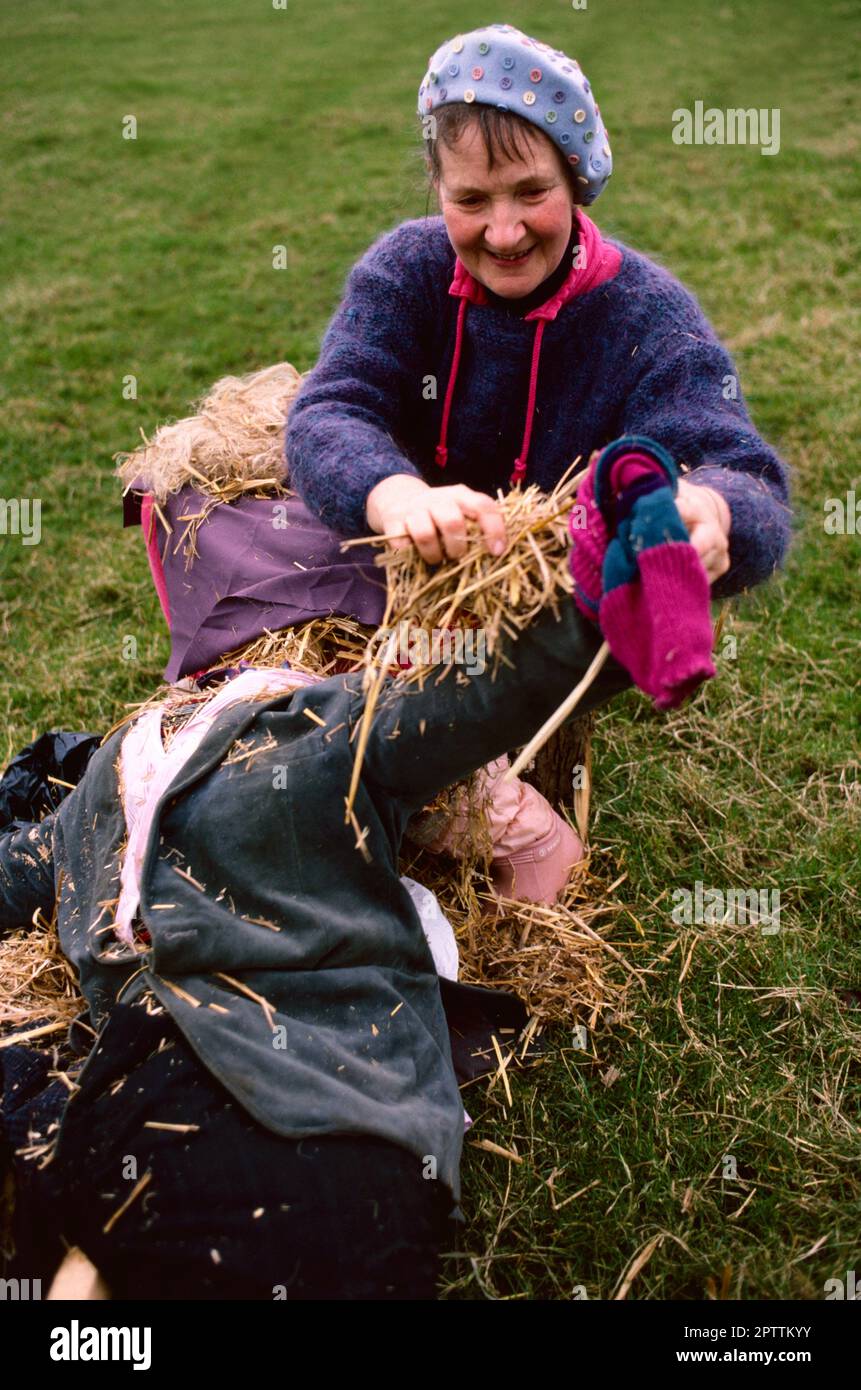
(435, 302), (548, 489)
(435, 297), (469, 470)
(509, 320), (546, 487)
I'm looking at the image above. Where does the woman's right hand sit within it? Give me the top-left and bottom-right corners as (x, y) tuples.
(365, 474), (507, 565)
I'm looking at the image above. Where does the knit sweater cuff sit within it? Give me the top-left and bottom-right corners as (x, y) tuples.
(684, 465), (791, 598)
(292, 450), (424, 540)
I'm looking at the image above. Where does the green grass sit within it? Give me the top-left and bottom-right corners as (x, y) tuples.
(2, 0), (859, 1299)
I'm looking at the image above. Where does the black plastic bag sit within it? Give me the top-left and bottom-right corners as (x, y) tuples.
(0, 731), (102, 833)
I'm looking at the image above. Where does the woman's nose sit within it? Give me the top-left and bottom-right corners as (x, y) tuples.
(484, 210), (528, 252)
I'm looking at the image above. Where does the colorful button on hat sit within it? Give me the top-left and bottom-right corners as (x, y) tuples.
(417, 22), (612, 205)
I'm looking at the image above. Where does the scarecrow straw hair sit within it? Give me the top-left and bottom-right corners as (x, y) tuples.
(113, 361), (306, 504)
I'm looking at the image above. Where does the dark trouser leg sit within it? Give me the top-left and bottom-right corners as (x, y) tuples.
(30, 1002), (455, 1300)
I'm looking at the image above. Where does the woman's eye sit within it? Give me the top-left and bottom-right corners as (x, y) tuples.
(454, 188), (548, 208)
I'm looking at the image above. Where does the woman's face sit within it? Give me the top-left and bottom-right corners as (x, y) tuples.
(433, 120), (574, 298)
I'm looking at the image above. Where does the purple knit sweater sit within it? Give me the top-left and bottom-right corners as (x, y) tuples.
(285, 214), (792, 598)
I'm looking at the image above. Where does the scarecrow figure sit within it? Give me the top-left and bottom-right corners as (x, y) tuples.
(0, 529), (637, 1297)
(0, 406), (789, 1299)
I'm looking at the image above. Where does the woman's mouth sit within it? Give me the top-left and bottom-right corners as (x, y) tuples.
(486, 245), (535, 267)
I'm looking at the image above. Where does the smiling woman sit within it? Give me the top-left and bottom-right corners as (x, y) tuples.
(285, 22), (788, 592)
(281, 17), (790, 923)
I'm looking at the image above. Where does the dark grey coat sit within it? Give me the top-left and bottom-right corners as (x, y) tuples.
(0, 604), (631, 1200)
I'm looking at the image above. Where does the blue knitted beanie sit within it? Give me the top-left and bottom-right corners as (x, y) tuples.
(418, 22), (612, 205)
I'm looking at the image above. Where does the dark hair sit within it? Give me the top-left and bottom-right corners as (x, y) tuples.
(420, 103), (577, 205)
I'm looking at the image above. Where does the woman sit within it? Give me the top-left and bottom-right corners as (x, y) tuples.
(1, 553), (635, 1300)
(285, 22), (790, 586)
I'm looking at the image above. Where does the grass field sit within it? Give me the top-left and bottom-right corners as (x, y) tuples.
(2, 0), (859, 1299)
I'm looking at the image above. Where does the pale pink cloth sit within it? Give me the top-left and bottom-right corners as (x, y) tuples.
(421, 754), (557, 858)
(114, 667), (318, 946)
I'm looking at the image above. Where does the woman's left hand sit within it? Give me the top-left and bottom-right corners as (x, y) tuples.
(675, 480), (732, 585)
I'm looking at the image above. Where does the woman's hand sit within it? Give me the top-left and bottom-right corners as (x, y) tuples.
(675, 480), (732, 585)
(366, 474), (507, 565)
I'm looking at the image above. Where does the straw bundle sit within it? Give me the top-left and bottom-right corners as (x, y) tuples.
(343, 466), (588, 820)
(218, 615), (371, 680)
(113, 361), (306, 503)
(352, 466), (583, 664)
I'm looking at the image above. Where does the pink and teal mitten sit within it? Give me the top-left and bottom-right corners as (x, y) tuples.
(568, 436), (717, 710)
